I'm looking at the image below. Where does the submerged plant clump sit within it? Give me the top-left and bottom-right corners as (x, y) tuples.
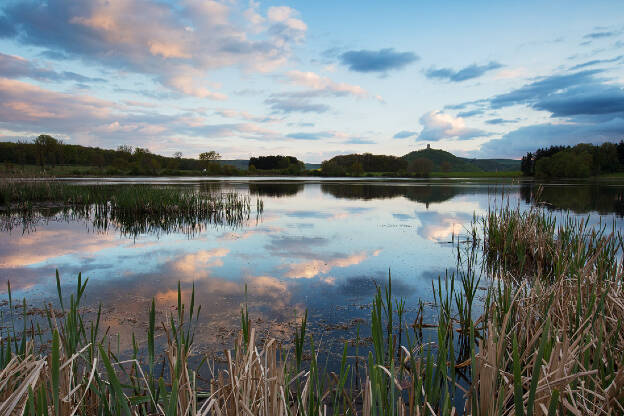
(0, 181), (263, 236)
(0, 201), (623, 414)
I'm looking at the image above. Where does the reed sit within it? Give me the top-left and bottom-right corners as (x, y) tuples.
(1, 200), (623, 414)
(468, 201), (624, 415)
(0, 181), (263, 235)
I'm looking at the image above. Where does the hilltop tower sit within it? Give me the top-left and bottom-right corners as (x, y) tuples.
(426, 144), (431, 149)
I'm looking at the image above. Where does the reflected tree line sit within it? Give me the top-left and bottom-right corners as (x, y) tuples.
(320, 183), (469, 207)
(520, 183), (624, 217)
(248, 181), (624, 217)
(4, 181), (623, 238)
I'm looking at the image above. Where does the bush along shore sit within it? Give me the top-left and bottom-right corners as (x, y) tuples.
(0, 181), (263, 236)
(1, 202), (623, 414)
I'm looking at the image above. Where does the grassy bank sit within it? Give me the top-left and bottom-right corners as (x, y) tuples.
(0, 164), (224, 178)
(1, 202), (623, 414)
(0, 164), (524, 179)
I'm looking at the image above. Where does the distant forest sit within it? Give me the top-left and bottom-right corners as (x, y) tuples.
(521, 141), (624, 178)
(0, 135), (308, 176)
(0, 135), (240, 175)
(16, 134), (623, 178)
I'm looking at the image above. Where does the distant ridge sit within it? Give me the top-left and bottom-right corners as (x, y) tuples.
(402, 146), (520, 172)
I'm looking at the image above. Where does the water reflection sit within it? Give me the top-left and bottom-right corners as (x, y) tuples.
(249, 182), (304, 197)
(520, 182), (624, 216)
(1, 183), (259, 237)
(321, 182), (491, 208)
(2, 179), (624, 358)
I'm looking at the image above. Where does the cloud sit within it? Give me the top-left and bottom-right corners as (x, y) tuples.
(286, 132), (332, 140)
(425, 61), (503, 82)
(393, 130), (418, 139)
(0, 52), (105, 83)
(583, 31), (619, 40)
(0, 76), (290, 153)
(345, 137), (375, 144)
(339, 48), (418, 73)
(569, 55), (623, 70)
(267, 71), (382, 114)
(465, 68), (624, 157)
(285, 70), (368, 98)
(265, 235), (328, 258)
(282, 250), (381, 279)
(165, 72), (227, 100)
(416, 111), (488, 141)
(215, 109), (276, 123)
(416, 211), (473, 241)
(264, 97), (330, 114)
(485, 118), (519, 125)
(285, 131), (371, 143)
(266, 6), (307, 44)
(1, 0), (307, 97)
(494, 68), (528, 79)
(480, 118), (624, 158)
(489, 70), (624, 119)
(0, 77), (114, 127)
(457, 109), (485, 118)
(171, 248), (230, 275)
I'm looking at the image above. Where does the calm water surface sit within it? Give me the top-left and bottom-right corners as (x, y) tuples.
(2, 178), (624, 360)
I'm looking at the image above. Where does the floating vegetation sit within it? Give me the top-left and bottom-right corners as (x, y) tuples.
(0, 180), (263, 236)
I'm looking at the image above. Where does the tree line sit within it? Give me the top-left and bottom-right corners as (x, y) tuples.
(0, 135), (311, 176)
(0, 135), (241, 175)
(521, 141), (624, 178)
(248, 156), (305, 174)
(320, 153), (435, 177)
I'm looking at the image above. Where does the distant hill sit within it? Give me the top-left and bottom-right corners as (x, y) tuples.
(402, 147), (520, 172)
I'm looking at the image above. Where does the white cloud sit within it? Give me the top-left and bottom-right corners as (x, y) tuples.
(286, 70), (367, 98)
(417, 110), (488, 141)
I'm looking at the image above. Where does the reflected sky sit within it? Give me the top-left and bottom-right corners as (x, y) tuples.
(2, 179), (624, 356)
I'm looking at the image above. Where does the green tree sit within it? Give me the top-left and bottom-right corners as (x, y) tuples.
(199, 151), (221, 170)
(117, 145), (133, 154)
(34, 135), (62, 168)
(349, 161), (364, 176)
(407, 158), (434, 177)
(199, 151), (221, 161)
(535, 150), (592, 178)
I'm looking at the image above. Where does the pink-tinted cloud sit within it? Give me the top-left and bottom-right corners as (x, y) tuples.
(282, 249), (381, 279)
(0, 77), (114, 124)
(2, 0), (307, 98)
(285, 70), (369, 98)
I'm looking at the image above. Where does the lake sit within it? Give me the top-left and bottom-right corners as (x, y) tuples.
(2, 177), (624, 363)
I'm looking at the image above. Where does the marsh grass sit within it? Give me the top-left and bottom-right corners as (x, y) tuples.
(1, 197), (623, 414)
(0, 181), (262, 236)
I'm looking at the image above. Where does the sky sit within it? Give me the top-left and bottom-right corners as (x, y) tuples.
(0, 0), (623, 162)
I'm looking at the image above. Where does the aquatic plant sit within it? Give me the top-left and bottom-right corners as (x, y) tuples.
(1, 201), (623, 414)
(0, 180), (263, 236)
